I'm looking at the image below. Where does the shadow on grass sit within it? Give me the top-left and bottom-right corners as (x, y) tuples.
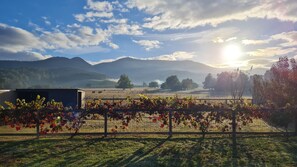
(1, 135), (297, 166)
(282, 138), (297, 166)
(96, 136), (173, 166)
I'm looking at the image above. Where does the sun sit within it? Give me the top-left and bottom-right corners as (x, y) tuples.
(222, 44), (242, 63)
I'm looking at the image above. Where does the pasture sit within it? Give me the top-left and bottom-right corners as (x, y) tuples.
(0, 136), (297, 167)
(83, 88), (242, 99)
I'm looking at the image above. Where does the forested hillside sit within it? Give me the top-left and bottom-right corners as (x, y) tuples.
(0, 67), (113, 89)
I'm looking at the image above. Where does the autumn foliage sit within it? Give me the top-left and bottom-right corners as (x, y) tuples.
(0, 94), (265, 135)
(253, 56), (297, 131)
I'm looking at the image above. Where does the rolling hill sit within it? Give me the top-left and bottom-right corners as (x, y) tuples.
(93, 57), (223, 84)
(0, 56), (267, 88)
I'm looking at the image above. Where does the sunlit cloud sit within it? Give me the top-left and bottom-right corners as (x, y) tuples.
(242, 39), (270, 45)
(247, 47), (297, 57)
(74, 12), (113, 22)
(0, 23), (47, 53)
(56, 45), (110, 55)
(127, 0), (297, 31)
(132, 39), (161, 51)
(146, 51), (195, 61)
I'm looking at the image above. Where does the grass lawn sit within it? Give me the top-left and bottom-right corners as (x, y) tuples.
(0, 135), (297, 167)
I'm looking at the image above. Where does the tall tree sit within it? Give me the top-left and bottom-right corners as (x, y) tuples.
(149, 81), (159, 88)
(142, 82), (148, 87)
(214, 71), (250, 99)
(253, 56), (297, 107)
(116, 74), (133, 90)
(230, 70), (249, 99)
(253, 56), (297, 133)
(215, 72), (232, 92)
(181, 78), (198, 90)
(203, 73), (216, 90)
(162, 75), (182, 91)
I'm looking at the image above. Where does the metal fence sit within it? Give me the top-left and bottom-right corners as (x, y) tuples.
(0, 108), (296, 139)
(1, 98), (296, 138)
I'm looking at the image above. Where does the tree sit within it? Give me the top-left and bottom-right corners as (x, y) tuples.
(160, 82), (167, 89)
(253, 56), (297, 134)
(253, 56), (297, 107)
(142, 82), (148, 87)
(203, 73), (216, 90)
(148, 81), (159, 88)
(116, 74), (133, 90)
(161, 75), (182, 91)
(0, 78), (5, 89)
(215, 72), (232, 92)
(229, 70), (249, 100)
(181, 78), (198, 90)
(214, 70), (250, 99)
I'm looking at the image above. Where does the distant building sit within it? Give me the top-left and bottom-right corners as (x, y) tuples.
(14, 89), (85, 109)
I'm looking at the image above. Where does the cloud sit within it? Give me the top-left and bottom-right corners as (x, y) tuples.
(0, 50), (51, 61)
(108, 23), (143, 35)
(271, 31), (297, 47)
(0, 23), (113, 55)
(212, 37), (237, 43)
(87, 52), (195, 65)
(106, 42), (119, 49)
(247, 47), (297, 57)
(147, 51), (195, 61)
(41, 26), (109, 49)
(100, 18), (127, 24)
(0, 23), (47, 53)
(242, 39), (270, 45)
(247, 58), (275, 68)
(67, 23), (81, 28)
(112, 1), (129, 12)
(127, 0), (297, 30)
(212, 37), (224, 44)
(132, 39), (161, 51)
(74, 11), (113, 22)
(142, 27), (239, 44)
(74, 0), (120, 23)
(42, 16), (51, 25)
(87, 56), (128, 65)
(56, 45), (110, 55)
(84, 0), (113, 12)
(242, 30), (297, 60)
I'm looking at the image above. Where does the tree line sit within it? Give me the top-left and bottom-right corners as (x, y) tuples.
(202, 70), (252, 97)
(116, 74), (198, 91)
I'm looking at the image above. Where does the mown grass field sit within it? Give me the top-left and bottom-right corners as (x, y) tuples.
(83, 88), (240, 99)
(0, 135), (297, 167)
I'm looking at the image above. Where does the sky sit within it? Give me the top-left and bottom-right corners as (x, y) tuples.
(0, 0), (297, 69)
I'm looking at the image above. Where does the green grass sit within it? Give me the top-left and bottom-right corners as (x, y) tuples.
(0, 136), (297, 167)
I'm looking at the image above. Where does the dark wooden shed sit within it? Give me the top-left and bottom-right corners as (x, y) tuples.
(16, 89), (85, 109)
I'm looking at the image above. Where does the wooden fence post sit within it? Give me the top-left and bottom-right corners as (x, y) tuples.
(232, 109), (238, 161)
(295, 111), (297, 135)
(169, 110), (172, 137)
(36, 110), (40, 139)
(232, 109), (237, 141)
(104, 110), (108, 137)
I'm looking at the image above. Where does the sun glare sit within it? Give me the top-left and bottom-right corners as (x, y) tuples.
(222, 44), (242, 64)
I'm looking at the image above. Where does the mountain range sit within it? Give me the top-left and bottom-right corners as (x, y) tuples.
(0, 57), (267, 88)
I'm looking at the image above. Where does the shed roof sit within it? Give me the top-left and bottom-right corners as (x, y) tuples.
(16, 88), (83, 92)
